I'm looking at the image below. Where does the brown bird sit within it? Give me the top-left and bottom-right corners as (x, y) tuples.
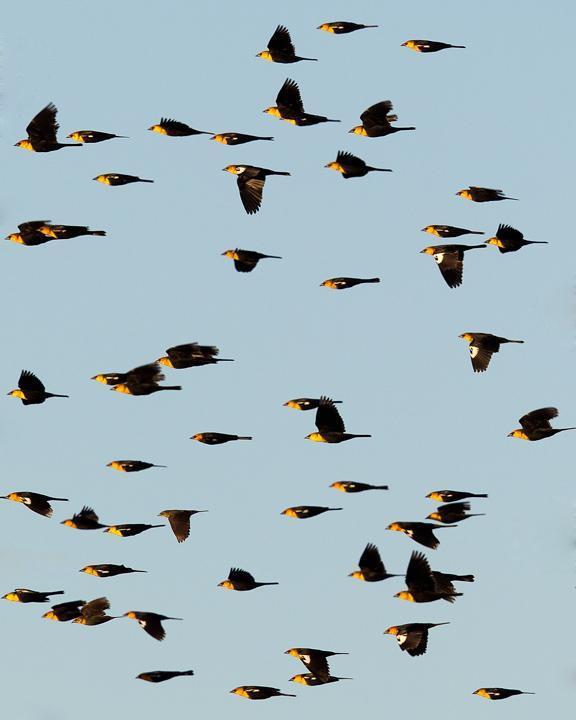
(218, 568), (278, 591)
(507, 407), (576, 441)
(257, 25), (317, 63)
(349, 100), (414, 137)
(124, 611), (182, 640)
(158, 509), (208, 543)
(349, 543), (400, 582)
(1, 491), (67, 518)
(72, 597), (116, 626)
(456, 187), (518, 202)
(420, 244), (486, 288)
(16, 103), (81, 152)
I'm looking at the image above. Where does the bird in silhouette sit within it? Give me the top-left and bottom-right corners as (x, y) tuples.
(158, 509), (207, 543)
(306, 396), (371, 443)
(420, 244), (486, 288)
(459, 332), (524, 372)
(257, 25), (317, 63)
(8, 370), (68, 405)
(16, 103), (81, 151)
(507, 407), (576, 441)
(223, 165), (290, 215)
(218, 568), (278, 591)
(485, 224), (547, 253)
(325, 151), (392, 178)
(349, 101), (414, 137)
(349, 543), (400, 582)
(1, 491), (67, 517)
(222, 249), (282, 273)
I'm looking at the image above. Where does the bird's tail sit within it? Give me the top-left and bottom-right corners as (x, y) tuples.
(450, 45), (466, 48)
(215, 358), (235, 362)
(327, 508), (343, 512)
(351, 434), (372, 438)
(469, 244), (487, 250)
(363, 25), (379, 28)
(371, 167), (393, 172)
(258, 136), (274, 141)
(50, 497), (69, 501)
(47, 393), (69, 398)
(432, 622), (451, 627)
(471, 493), (488, 498)
(89, 230), (107, 236)
(159, 386), (182, 391)
(152, 465), (168, 468)
(302, 57), (318, 62)
(178, 670), (195, 676)
(279, 692), (297, 697)
(64, 143), (83, 147)
(444, 593), (463, 602)
(467, 231), (484, 235)
(325, 119), (341, 123)
(149, 524), (165, 529)
(271, 171), (291, 176)
(526, 240), (548, 245)
(47, 591), (65, 596)
(559, 427), (576, 432)
(437, 525), (458, 529)
(263, 255), (282, 259)
(503, 196), (519, 200)
(131, 569), (148, 573)
(361, 278), (381, 283)
(237, 436), (253, 440)
(259, 582), (279, 586)
(397, 127), (416, 131)
(373, 485), (389, 489)
(451, 574), (475, 582)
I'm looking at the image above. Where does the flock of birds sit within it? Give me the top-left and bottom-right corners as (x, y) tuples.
(3, 19), (559, 706)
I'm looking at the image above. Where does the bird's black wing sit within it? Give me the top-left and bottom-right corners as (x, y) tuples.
(360, 101), (394, 128)
(238, 176), (265, 215)
(276, 78), (305, 113)
(359, 543), (384, 575)
(336, 151), (365, 169)
(269, 25), (295, 54)
(229, 568), (255, 583)
(315, 396), (346, 433)
(82, 597), (110, 618)
(76, 506), (100, 523)
(159, 118), (192, 134)
(496, 224), (524, 243)
(19, 370), (45, 393)
(26, 103), (58, 142)
(519, 407), (557, 432)
(434, 249), (463, 288)
(405, 551), (436, 592)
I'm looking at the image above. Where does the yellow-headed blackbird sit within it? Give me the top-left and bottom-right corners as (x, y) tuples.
(43, 600), (85, 622)
(290, 674), (351, 685)
(459, 332), (524, 373)
(6, 221), (51, 246)
(223, 165), (290, 215)
(8, 370), (68, 405)
(456, 187), (518, 202)
(3, 589), (64, 603)
(318, 21), (378, 34)
(92, 363), (162, 387)
(148, 118), (211, 136)
(191, 433), (252, 444)
(325, 151), (392, 179)
(222, 248), (282, 273)
(67, 130), (128, 143)
(486, 223), (547, 253)
(330, 481), (388, 493)
(426, 490), (487, 503)
(257, 25), (317, 63)
(157, 342), (233, 369)
(158, 509), (207, 543)
(402, 40), (465, 52)
(264, 78), (340, 126)
(349, 542), (400, 582)
(422, 225), (484, 239)
(93, 173), (154, 186)
(218, 568), (278, 591)
(306, 396), (371, 443)
(61, 506), (108, 530)
(384, 622), (449, 656)
(230, 686), (296, 699)
(386, 522), (456, 549)
(137, 670), (194, 683)
(321, 277), (380, 289)
(104, 363), (180, 395)
(420, 244), (485, 288)
(508, 407), (576, 441)
(80, 564), (147, 577)
(72, 597), (116, 626)
(395, 551), (463, 603)
(107, 460), (167, 473)
(284, 398), (342, 411)
(473, 688), (535, 700)
(37, 223), (106, 239)
(16, 103), (81, 152)
(427, 502), (485, 524)
(284, 648), (347, 683)
(104, 523), (163, 538)
(211, 132), (274, 145)
(1, 491), (67, 517)
(124, 611), (182, 641)
(281, 505), (342, 519)
(349, 101), (414, 137)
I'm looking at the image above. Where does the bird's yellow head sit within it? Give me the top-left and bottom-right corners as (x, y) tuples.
(7, 389), (25, 399)
(325, 162), (344, 173)
(148, 124), (168, 134)
(281, 508), (298, 518)
(15, 140), (34, 151)
(348, 125), (367, 136)
(72, 617), (87, 625)
(4, 492), (23, 503)
(42, 610), (58, 620)
(222, 250), (238, 260)
(321, 280), (338, 289)
(80, 566), (99, 576)
(285, 649), (300, 657)
(156, 356), (174, 368)
(6, 233), (24, 244)
(386, 522), (403, 532)
(426, 492), (443, 502)
(486, 237), (504, 248)
(384, 626), (399, 635)
(283, 400), (302, 410)
(263, 106), (282, 118)
(66, 132), (85, 142)
(421, 226), (439, 235)
(349, 571), (365, 581)
(401, 40), (420, 51)
(61, 519), (77, 528)
(218, 580), (234, 590)
(420, 246), (436, 255)
(395, 591), (415, 602)
(93, 175), (110, 185)
(427, 512), (441, 521)
(124, 611), (137, 619)
(91, 374), (109, 384)
(230, 687), (250, 697)
(317, 23), (334, 33)
(289, 675), (308, 685)
(112, 384), (132, 394)
(456, 190), (472, 200)
(191, 433), (204, 442)
(459, 333), (474, 342)
(473, 689), (491, 699)
(305, 432), (326, 442)
(256, 50), (272, 61)
(508, 429), (528, 440)
(2, 592), (20, 602)
(107, 462), (126, 471)
(211, 134), (227, 144)
(223, 165), (241, 175)
(330, 482), (346, 491)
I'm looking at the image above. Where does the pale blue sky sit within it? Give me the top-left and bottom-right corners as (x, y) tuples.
(1, 1), (575, 718)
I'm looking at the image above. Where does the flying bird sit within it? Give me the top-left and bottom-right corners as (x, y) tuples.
(459, 332), (524, 372)
(318, 21), (378, 34)
(257, 25), (317, 63)
(230, 686), (295, 699)
(284, 648), (348, 683)
(402, 39), (465, 52)
(223, 165), (290, 215)
(330, 481), (388, 493)
(427, 501), (485, 524)
(191, 433), (252, 445)
(137, 671), (194, 683)
(72, 597), (116, 626)
(2, 589), (64, 604)
(67, 130), (127, 143)
(148, 118), (211, 136)
(8, 370), (68, 405)
(16, 103), (81, 152)
(485, 224), (547, 253)
(124, 611), (182, 640)
(321, 277), (380, 289)
(61, 506), (108, 530)
(306, 396), (371, 443)
(395, 551), (464, 603)
(473, 688), (535, 700)
(157, 342), (233, 369)
(218, 568), (278, 591)
(222, 249), (281, 273)
(422, 225), (484, 239)
(349, 100), (414, 137)
(1, 491), (67, 518)
(290, 674), (351, 686)
(384, 622), (449, 656)
(107, 460), (166, 473)
(93, 174), (154, 186)
(264, 78), (340, 126)
(158, 509), (207, 543)
(420, 244), (486, 288)
(386, 521), (456, 549)
(211, 132), (273, 145)
(80, 564), (147, 578)
(456, 187), (518, 202)
(284, 398), (342, 411)
(104, 523), (163, 538)
(42, 600), (85, 622)
(92, 363), (164, 387)
(325, 151), (392, 178)
(281, 506), (342, 519)
(349, 543), (400, 582)
(426, 490), (487, 503)
(507, 407), (576, 441)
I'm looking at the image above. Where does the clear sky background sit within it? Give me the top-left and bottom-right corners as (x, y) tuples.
(1, 1), (574, 718)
